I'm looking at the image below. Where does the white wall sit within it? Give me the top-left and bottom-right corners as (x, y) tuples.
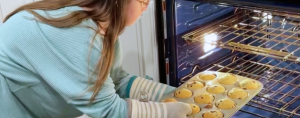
(0, 0), (38, 24)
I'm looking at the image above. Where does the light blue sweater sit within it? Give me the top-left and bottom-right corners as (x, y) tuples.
(0, 6), (175, 118)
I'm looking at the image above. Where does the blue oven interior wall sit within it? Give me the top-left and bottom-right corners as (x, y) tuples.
(174, 0), (234, 82)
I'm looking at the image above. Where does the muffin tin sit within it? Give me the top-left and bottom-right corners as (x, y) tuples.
(160, 71), (263, 118)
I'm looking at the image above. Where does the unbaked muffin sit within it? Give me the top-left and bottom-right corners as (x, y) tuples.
(218, 74), (237, 85)
(187, 81), (205, 90)
(162, 98), (178, 102)
(199, 73), (216, 81)
(239, 79), (259, 90)
(202, 110), (224, 118)
(207, 85), (226, 94)
(174, 88), (193, 99)
(228, 88), (248, 99)
(215, 99), (236, 109)
(189, 104), (201, 114)
(194, 93), (214, 104)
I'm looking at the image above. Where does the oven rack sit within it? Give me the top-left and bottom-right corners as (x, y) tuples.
(182, 9), (300, 41)
(221, 42), (300, 63)
(180, 52), (300, 118)
(182, 9), (300, 63)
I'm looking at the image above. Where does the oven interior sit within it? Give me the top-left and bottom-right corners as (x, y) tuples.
(171, 0), (300, 117)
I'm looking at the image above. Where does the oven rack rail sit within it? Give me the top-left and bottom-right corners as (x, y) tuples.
(180, 52), (300, 117)
(182, 9), (300, 63)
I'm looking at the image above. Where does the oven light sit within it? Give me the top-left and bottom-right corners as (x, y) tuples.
(239, 23), (247, 26)
(176, 3), (181, 8)
(267, 15), (273, 19)
(203, 33), (218, 52)
(263, 13), (272, 19)
(203, 45), (216, 52)
(198, 51), (214, 59)
(262, 13), (272, 22)
(253, 10), (261, 13)
(234, 24), (238, 28)
(263, 13), (268, 16)
(252, 17), (260, 20)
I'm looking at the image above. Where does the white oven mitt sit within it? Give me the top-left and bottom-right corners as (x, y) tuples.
(128, 77), (176, 102)
(127, 99), (192, 118)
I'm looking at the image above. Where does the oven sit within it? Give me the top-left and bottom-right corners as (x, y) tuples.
(155, 0), (300, 117)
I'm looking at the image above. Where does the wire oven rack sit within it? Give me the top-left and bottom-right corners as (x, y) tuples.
(181, 53), (300, 118)
(182, 9), (300, 62)
(180, 8), (300, 118)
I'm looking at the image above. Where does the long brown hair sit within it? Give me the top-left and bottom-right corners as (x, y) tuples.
(3, 0), (129, 102)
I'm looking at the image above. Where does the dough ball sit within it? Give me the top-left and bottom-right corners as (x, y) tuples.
(207, 85), (226, 94)
(202, 110), (224, 118)
(187, 81), (205, 90)
(162, 98), (178, 102)
(189, 104), (201, 114)
(199, 73), (216, 81)
(218, 74), (237, 85)
(228, 88), (248, 99)
(194, 93), (214, 104)
(239, 79), (259, 90)
(174, 88), (193, 99)
(215, 99), (236, 110)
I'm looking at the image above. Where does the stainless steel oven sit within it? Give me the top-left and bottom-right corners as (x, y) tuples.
(155, 0), (300, 117)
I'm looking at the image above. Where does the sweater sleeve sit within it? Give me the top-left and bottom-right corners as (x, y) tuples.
(0, 10), (129, 118)
(110, 40), (176, 102)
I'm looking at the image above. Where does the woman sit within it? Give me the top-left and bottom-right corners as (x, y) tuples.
(0, 0), (192, 118)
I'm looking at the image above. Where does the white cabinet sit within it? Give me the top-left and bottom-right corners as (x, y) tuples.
(0, 0), (31, 20)
(0, 0), (36, 25)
